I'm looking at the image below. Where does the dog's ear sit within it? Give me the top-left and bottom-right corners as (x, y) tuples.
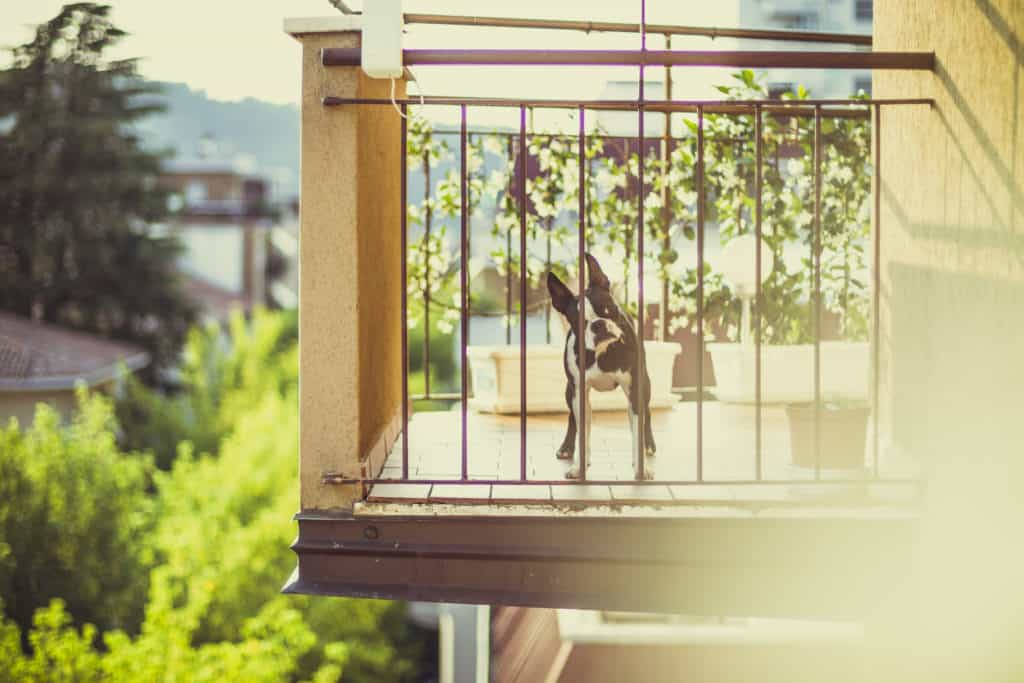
(584, 252), (611, 290)
(547, 272), (575, 317)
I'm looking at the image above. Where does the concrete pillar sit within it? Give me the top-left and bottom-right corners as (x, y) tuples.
(287, 17), (406, 511)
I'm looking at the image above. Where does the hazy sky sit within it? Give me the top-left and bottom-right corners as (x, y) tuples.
(1, 1), (742, 107)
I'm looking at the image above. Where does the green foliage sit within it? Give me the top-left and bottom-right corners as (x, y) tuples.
(686, 71), (872, 343)
(117, 309), (298, 468)
(407, 298), (456, 385)
(0, 391), (154, 639)
(413, 72), (872, 344)
(1, 310), (428, 681)
(0, 2), (197, 374)
(0, 596), (340, 683)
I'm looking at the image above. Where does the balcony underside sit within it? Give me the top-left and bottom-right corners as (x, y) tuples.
(285, 500), (919, 619)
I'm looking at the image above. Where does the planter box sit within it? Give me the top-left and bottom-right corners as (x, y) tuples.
(785, 403), (870, 470)
(707, 341), (869, 404)
(467, 342), (682, 414)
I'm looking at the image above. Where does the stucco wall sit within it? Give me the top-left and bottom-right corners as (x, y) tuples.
(294, 29), (405, 511)
(0, 390), (78, 427)
(874, 2), (1024, 680)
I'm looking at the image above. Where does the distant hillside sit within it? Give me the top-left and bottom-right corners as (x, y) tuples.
(135, 81), (300, 199)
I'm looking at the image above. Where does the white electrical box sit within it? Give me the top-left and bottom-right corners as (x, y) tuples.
(362, 0), (404, 79)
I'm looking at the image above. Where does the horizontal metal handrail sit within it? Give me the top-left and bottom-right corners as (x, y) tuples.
(323, 95), (932, 117)
(402, 13), (875, 46)
(322, 48), (934, 70)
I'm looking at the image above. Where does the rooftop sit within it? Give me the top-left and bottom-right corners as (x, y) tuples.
(0, 312), (150, 391)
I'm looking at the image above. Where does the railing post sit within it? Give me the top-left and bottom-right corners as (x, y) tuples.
(288, 18), (406, 511)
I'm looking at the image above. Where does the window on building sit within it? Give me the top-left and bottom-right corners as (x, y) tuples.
(184, 180), (207, 205)
(855, 0), (873, 21)
(771, 11), (818, 29)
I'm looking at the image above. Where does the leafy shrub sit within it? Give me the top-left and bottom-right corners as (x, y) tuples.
(117, 309), (299, 469)
(0, 392), (154, 638)
(0, 310), (429, 681)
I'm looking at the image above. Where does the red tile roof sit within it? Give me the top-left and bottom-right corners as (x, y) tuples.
(0, 312), (150, 391)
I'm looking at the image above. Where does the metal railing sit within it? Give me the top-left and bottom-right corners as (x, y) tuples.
(320, 18), (932, 496)
(323, 95), (929, 492)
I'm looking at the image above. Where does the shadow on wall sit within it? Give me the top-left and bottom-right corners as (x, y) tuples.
(937, 1), (1022, 232)
(888, 263), (1024, 458)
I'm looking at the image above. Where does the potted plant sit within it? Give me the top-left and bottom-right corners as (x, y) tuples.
(667, 72), (872, 404)
(785, 400), (870, 471)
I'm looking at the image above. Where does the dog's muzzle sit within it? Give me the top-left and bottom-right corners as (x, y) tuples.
(590, 318), (621, 346)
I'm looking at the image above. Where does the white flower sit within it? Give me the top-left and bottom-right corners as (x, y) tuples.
(595, 168), (616, 194)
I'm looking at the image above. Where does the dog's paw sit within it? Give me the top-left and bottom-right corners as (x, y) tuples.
(565, 466), (581, 480)
(556, 448), (574, 460)
(635, 466), (655, 481)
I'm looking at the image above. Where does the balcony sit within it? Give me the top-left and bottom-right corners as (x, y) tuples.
(282, 14), (942, 622)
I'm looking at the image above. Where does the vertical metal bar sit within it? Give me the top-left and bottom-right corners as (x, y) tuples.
(754, 104), (763, 481)
(400, 105), (410, 480)
(534, 109), (552, 347)
(460, 105), (469, 481)
(872, 103), (881, 480)
(423, 149), (432, 399)
(506, 136), (514, 346)
(696, 105), (705, 483)
(659, 33), (672, 343)
(519, 106), (528, 481)
(813, 104), (823, 480)
(465, 133), (472, 349)
(577, 107), (588, 481)
(636, 0), (647, 480)
(545, 230), (552, 343)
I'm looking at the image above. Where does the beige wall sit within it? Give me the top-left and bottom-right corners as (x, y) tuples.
(0, 389), (78, 427)
(294, 29), (405, 511)
(875, 2), (1024, 680)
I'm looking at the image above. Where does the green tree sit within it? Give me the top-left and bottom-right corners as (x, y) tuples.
(1, 311), (430, 681)
(0, 3), (196, 374)
(0, 392), (154, 638)
(116, 309), (299, 469)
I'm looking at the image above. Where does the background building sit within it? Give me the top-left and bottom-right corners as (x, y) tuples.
(159, 155), (277, 321)
(0, 312), (149, 425)
(738, 0), (873, 97)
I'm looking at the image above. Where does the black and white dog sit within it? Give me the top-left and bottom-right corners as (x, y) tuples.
(547, 253), (656, 480)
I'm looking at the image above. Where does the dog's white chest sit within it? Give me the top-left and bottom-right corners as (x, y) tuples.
(588, 373), (619, 391)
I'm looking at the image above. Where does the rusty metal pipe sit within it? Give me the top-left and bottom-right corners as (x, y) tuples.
(519, 106), (528, 481)
(322, 48), (934, 70)
(460, 104), (469, 481)
(577, 106), (587, 481)
(400, 106), (410, 480)
(402, 13), (874, 46)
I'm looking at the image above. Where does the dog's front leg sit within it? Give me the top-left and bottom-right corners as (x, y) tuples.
(557, 380), (577, 462)
(626, 380), (655, 480)
(641, 367), (657, 459)
(566, 384), (591, 480)
(565, 385), (598, 481)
